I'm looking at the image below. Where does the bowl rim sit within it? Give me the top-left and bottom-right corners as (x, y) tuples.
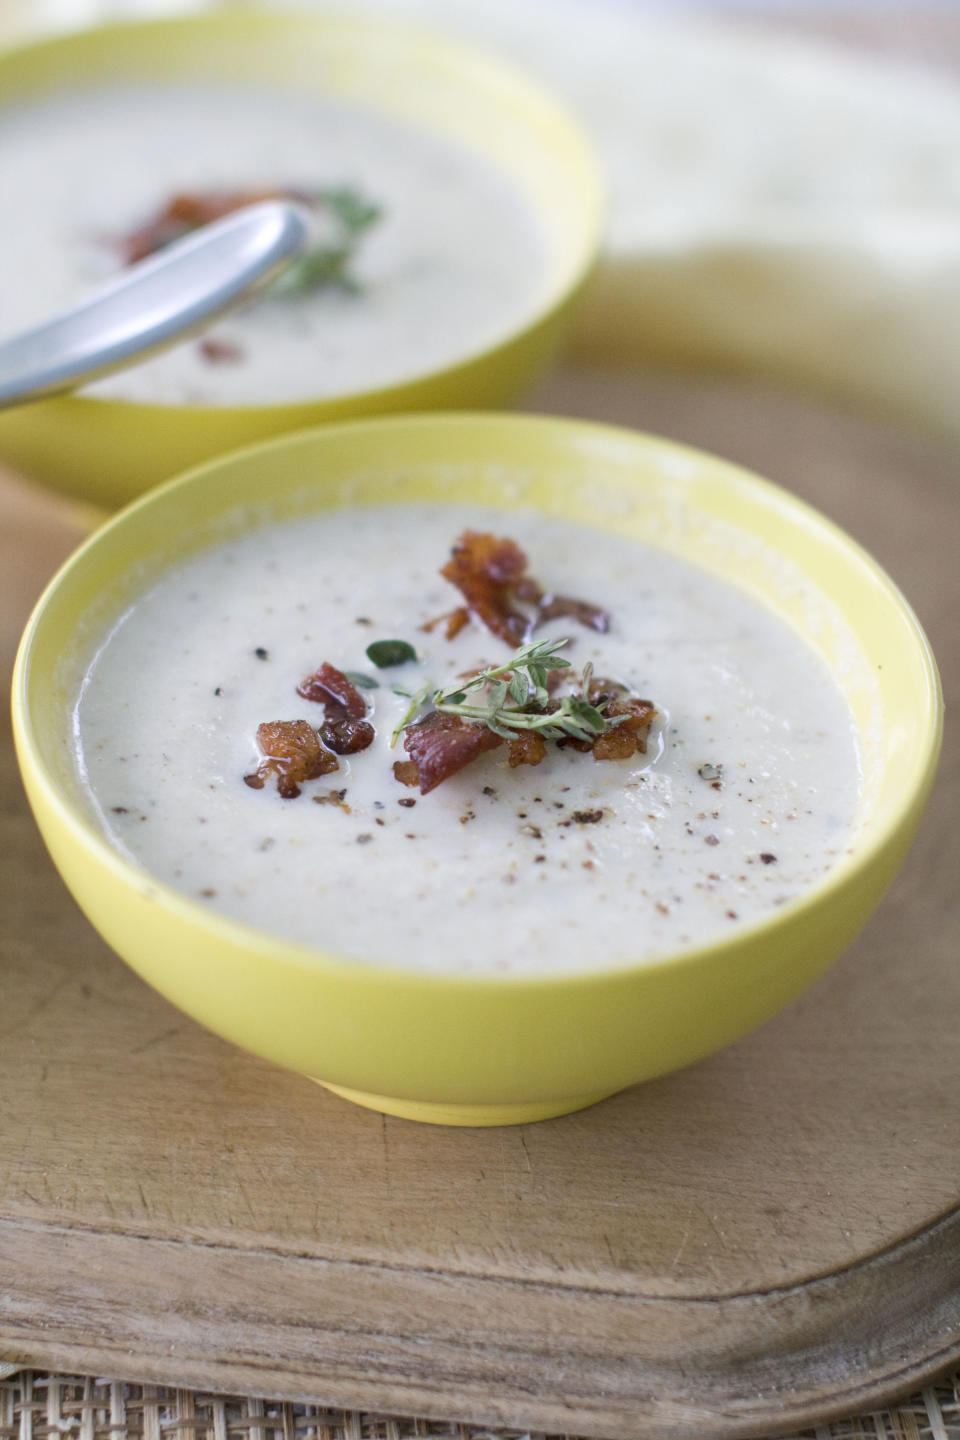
(0, 7), (605, 417)
(12, 410), (945, 994)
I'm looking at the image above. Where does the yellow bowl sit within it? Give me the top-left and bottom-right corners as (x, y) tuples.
(0, 13), (602, 509)
(12, 413), (943, 1126)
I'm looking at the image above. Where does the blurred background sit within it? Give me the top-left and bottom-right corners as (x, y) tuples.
(9, 0), (959, 446)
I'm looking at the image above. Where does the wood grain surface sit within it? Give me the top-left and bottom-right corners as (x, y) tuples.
(1, 365), (959, 1438)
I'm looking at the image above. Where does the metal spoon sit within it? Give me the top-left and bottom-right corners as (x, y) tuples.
(0, 200), (313, 410)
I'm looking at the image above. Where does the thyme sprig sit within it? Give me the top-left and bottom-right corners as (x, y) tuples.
(391, 637), (625, 747)
(270, 186), (383, 297)
(390, 680), (434, 748)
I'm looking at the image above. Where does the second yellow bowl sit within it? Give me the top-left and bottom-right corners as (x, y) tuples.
(0, 12), (602, 508)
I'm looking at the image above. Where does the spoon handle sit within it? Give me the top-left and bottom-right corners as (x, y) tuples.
(0, 200), (311, 410)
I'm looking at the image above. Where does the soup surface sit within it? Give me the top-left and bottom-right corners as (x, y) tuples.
(0, 84), (550, 404)
(72, 506), (863, 973)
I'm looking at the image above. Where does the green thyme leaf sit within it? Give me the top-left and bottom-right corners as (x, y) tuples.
(390, 680), (433, 748)
(269, 185), (383, 298)
(344, 671), (380, 690)
(367, 639), (418, 668)
(565, 697), (608, 730)
(320, 186), (383, 234)
(270, 244), (354, 296)
(508, 670), (529, 705)
(433, 637), (570, 708)
(488, 679), (509, 712)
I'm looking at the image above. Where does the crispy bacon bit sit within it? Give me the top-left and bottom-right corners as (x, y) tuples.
(438, 531), (611, 644)
(199, 337), (245, 366)
(445, 608), (470, 639)
(536, 594), (610, 634)
(298, 662), (368, 718)
(244, 720), (338, 799)
(313, 787), (351, 812)
(320, 717), (376, 754)
(441, 532), (530, 644)
(402, 711), (502, 795)
(506, 731), (547, 768)
(590, 725), (639, 761)
(118, 187), (309, 265)
(392, 759), (421, 788)
(420, 605), (471, 640)
(296, 660), (375, 758)
(557, 735), (594, 754)
(592, 697), (657, 761)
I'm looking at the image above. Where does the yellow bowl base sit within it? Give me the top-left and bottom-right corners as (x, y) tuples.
(316, 1080), (617, 1127)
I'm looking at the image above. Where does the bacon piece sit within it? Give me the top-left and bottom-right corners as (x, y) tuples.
(506, 731), (547, 768)
(244, 720), (338, 799)
(297, 662), (367, 718)
(439, 531), (611, 644)
(119, 187), (307, 265)
(295, 661), (376, 757)
(420, 606), (470, 640)
(313, 787), (351, 812)
(592, 697), (657, 761)
(557, 734), (594, 754)
(199, 337), (245, 366)
(440, 532), (531, 644)
(402, 711), (503, 795)
(537, 593), (610, 634)
(392, 760), (420, 788)
(590, 725), (639, 761)
(321, 717), (376, 754)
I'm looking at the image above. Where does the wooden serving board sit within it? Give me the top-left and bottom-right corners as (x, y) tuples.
(1, 368), (959, 1440)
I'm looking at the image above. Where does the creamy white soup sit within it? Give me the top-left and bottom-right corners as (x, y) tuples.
(0, 84), (550, 405)
(72, 506), (862, 974)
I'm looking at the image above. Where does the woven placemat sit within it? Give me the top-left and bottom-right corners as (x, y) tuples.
(1, 1371), (960, 1440)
